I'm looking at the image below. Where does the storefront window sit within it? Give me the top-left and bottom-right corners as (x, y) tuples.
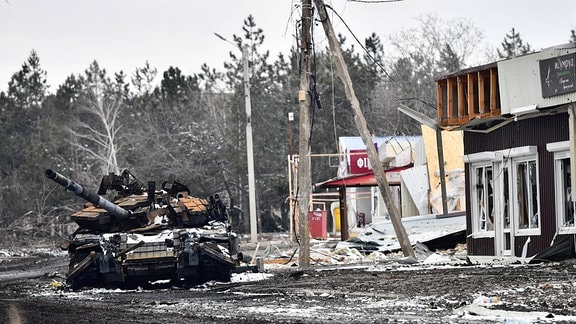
(548, 142), (574, 234)
(516, 160), (539, 230)
(472, 164), (494, 235)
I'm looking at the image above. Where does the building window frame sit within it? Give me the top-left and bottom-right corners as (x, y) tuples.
(472, 163), (495, 237)
(465, 152), (496, 238)
(547, 141), (574, 234)
(465, 147), (540, 238)
(511, 157), (540, 235)
(497, 146), (540, 236)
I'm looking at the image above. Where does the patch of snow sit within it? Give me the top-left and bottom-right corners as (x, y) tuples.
(453, 303), (562, 323)
(231, 272), (274, 283)
(423, 253), (453, 264)
(237, 304), (326, 318)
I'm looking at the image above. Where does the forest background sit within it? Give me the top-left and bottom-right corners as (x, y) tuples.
(1, 12), (575, 245)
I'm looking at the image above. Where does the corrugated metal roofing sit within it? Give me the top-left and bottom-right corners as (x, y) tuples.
(339, 136), (421, 153)
(400, 165), (429, 215)
(314, 165), (412, 189)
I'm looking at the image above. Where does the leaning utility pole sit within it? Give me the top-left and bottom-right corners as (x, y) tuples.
(314, 0), (414, 258)
(297, 0), (313, 267)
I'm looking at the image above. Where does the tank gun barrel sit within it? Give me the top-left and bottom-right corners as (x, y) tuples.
(45, 169), (130, 220)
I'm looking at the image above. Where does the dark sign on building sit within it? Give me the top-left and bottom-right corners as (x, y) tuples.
(539, 52), (576, 98)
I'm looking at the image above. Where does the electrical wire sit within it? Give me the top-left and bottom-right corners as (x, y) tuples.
(285, 1), (301, 40)
(347, 0), (403, 3)
(322, 3), (431, 136)
(323, 5), (340, 154)
(308, 4), (317, 149)
(330, 55), (339, 152)
(323, 3), (398, 86)
(323, 2), (444, 138)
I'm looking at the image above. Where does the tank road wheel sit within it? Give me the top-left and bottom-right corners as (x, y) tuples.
(201, 258), (232, 283)
(67, 250), (101, 290)
(183, 274), (203, 288)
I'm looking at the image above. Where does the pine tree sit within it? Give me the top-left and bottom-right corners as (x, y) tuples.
(157, 66), (199, 105)
(7, 50), (48, 109)
(497, 28), (533, 59)
(570, 29), (576, 44)
(363, 33), (385, 83)
(2, 50), (48, 167)
(1, 51), (50, 227)
(131, 61), (157, 96)
(439, 43), (461, 74)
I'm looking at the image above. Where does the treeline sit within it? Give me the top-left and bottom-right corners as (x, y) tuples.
(0, 14), (574, 243)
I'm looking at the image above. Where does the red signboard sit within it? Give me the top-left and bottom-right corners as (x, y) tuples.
(349, 149), (371, 174)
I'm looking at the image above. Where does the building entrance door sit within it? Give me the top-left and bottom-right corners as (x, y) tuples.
(494, 161), (514, 256)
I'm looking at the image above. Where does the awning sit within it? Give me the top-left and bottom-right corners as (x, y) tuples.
(314, 164), (412, 189)
(447, 116), (512, 133)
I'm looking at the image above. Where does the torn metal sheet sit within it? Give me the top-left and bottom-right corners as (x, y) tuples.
(337, 213), (466, 253)
(529, 236), (576, 264)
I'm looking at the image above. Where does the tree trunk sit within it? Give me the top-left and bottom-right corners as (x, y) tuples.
(314, 0), (414, 258)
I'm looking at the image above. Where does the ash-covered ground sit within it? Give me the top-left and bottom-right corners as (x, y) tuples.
(2, 245), (576, 324)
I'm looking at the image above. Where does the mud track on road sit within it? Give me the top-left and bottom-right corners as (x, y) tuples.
(1, 251), (576, 323)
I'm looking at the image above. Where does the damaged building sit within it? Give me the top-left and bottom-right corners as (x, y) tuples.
(436, 43), (576, 258)
(310, 132), (467, 251)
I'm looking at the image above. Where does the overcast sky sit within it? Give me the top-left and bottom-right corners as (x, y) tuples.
(1, 0), (575, 93)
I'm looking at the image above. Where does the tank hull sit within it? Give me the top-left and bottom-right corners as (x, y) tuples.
(66, 227), (239, 289)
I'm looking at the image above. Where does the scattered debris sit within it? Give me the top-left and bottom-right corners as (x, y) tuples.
(473, 295), (502, 307)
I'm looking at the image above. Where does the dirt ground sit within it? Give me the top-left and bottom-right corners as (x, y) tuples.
(1, 246), (576, 323)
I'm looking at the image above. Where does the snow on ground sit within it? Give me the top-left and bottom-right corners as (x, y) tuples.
(0, 247), (67, 258)
(231, 271), (274, 283)
(19, 244), (576, 323)
(33, 270), (275, 298)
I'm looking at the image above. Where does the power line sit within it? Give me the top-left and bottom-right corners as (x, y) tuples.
(347, 0), (403, 3)
(320, 4), (431, 136)
(322, 4), (399, 85)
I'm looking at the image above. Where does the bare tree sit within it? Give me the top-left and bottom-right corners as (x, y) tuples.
(385, 13), (485, 118)
(69, 61), (123, 175)
(77, 89), (122, 174)
(389, 13), (484, 74)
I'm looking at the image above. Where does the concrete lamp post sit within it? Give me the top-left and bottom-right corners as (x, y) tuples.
(214, 32), (258, 243)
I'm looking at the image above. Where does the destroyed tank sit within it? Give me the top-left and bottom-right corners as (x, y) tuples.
(46, 169), (257, 290)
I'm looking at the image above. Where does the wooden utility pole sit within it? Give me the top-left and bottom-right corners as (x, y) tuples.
(297, 0), (313, 268)
(314, 0), (414, 258)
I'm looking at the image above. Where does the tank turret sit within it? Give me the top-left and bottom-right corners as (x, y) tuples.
(45, 169), (149, 232)
(46, 169), (131, 220)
